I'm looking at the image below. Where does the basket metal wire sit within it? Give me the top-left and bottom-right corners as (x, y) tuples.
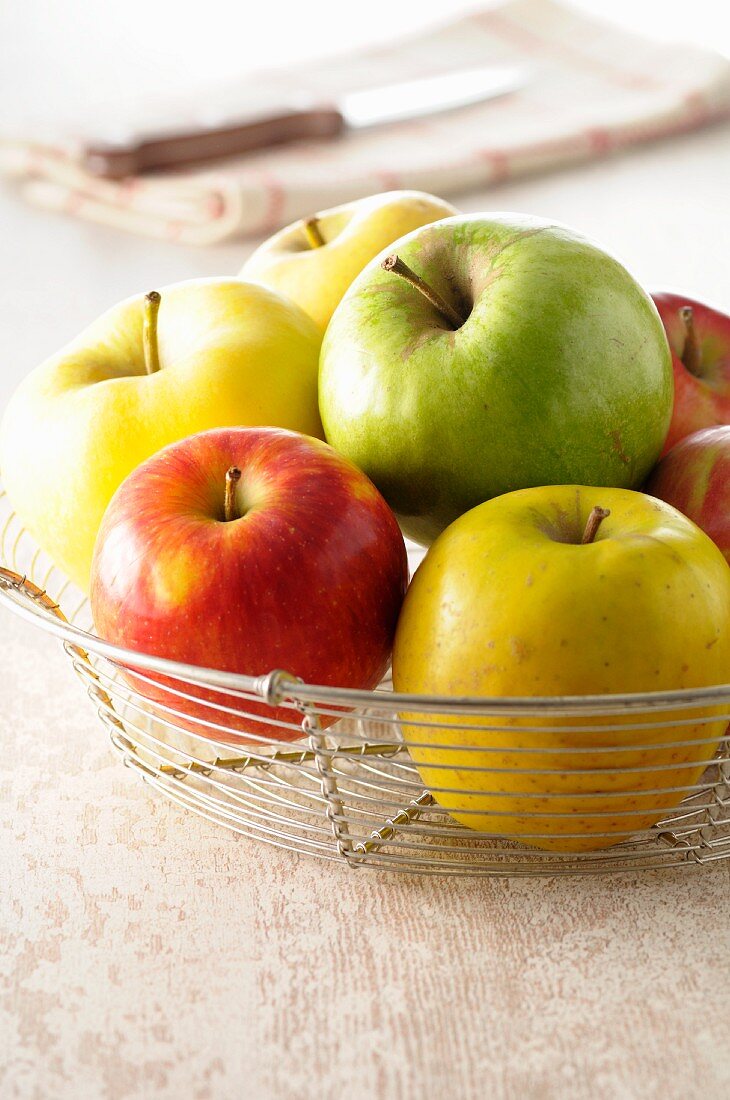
(1, 486), (729, 876)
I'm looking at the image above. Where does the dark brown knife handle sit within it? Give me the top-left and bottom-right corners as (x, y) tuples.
(83, 107), (345, 180)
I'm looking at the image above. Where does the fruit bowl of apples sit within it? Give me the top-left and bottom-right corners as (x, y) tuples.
(1, 192), (728, 876)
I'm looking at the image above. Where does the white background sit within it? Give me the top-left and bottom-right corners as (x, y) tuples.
(2, 0), (729, 126)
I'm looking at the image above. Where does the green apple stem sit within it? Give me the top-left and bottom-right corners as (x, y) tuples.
(381, 254), (464, 330)
(679, 305), (702, 376)
(143, 291), (162, 375)
(224, 467), (242, 522)
(303, 216), (325, 248)
(581, 506), (610, 544)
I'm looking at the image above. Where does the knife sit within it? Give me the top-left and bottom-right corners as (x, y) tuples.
(83, 65), (526, 180)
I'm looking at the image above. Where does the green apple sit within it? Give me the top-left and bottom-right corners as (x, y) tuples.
(320, 213), (673, 544)
(393, 485), (730, 852)
(240, 190), (457, 334)
(0, 278), (322, 591)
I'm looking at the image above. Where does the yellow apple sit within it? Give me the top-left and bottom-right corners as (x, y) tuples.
(0, 278), (322, 591)
(240, 190), (458, 333)
(392, 486), (730, 853)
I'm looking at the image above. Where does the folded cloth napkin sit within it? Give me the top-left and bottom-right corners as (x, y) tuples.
(2, 0), (729, 244)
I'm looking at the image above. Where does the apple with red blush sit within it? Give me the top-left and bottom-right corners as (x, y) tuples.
(645, 425), (730, 563)
(651, 291), (730, 454)
(90, 427), (408, 743)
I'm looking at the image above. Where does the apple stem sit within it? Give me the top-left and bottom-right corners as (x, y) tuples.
(381, 254), (465, 330)
(143, 291), (161, 375)
(581, 506), (610, 545)
(303, 216), (325, 249)
(224, 466), (242, 522)
(679, 305), (702, 376)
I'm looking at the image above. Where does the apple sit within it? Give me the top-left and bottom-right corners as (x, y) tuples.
(392, 485), (730, 852)
(645, 425), (730, 562)
(320, 213), (673, 546)
(652, 291), (730, 454)
(240, 190), (457, 334)
(90, 426), (408, 743)
(0, 278), (323, 591)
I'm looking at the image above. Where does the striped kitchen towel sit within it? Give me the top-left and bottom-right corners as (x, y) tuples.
(2, 0), (729, 244)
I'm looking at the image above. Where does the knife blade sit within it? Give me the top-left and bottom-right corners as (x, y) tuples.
(83, 65), (526, 180)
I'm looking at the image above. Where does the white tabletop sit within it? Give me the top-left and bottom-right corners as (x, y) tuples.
(2, 117), (730, 1099)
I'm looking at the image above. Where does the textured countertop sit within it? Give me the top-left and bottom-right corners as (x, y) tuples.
(2, 116), (730, 1098)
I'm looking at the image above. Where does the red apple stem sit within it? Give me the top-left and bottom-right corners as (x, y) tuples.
(581, 506), (610, 544)
(679, 305), (702, 376)
(143, 291), (161, 375)
(224, 466), (242, 522)
(303, 216), (325, 248)
(381, 254), (465, 330)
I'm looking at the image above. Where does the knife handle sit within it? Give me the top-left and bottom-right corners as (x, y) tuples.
(83, 107), (346, 180)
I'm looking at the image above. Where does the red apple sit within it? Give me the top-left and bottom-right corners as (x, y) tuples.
(645, 425), (730, 563)
(90, 427), (408, 743)
(652, 291), (730, 454)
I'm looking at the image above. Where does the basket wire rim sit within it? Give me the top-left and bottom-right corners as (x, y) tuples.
(1, 565), (729, 718)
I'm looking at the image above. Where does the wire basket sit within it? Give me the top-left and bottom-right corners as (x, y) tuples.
(2, 486), (729, 876)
